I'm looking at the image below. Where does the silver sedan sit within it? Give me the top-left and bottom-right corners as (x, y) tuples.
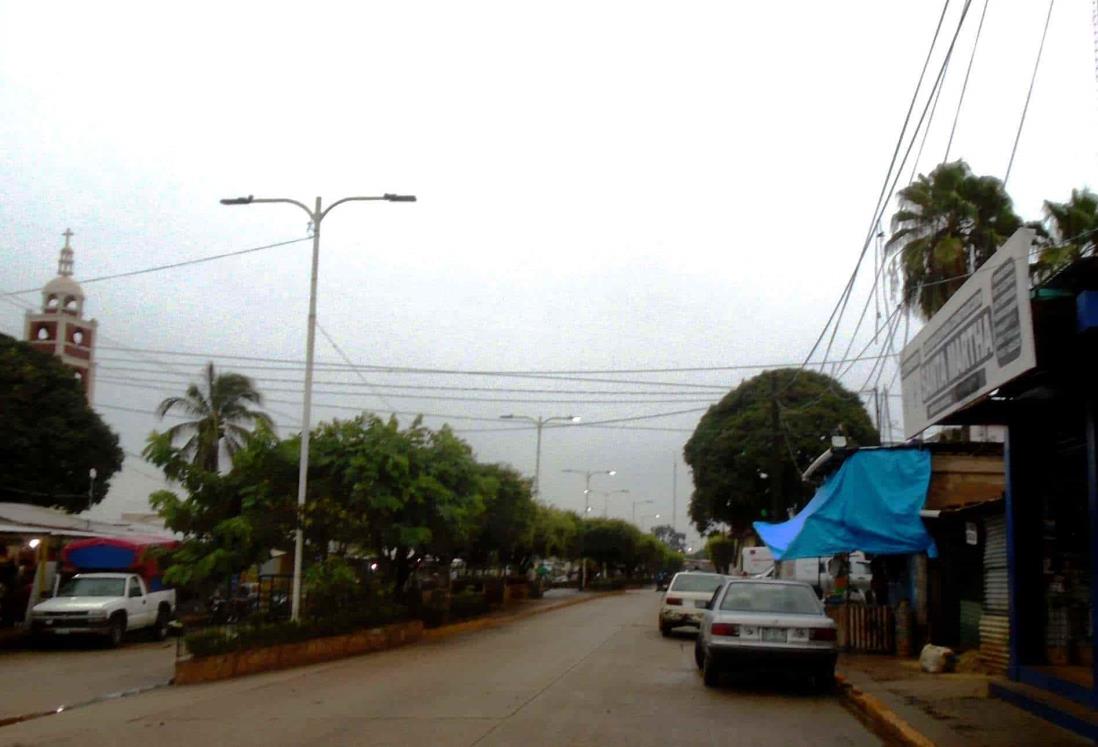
(695, 578), (838, 689)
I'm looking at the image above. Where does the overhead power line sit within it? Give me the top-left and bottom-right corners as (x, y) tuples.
(3, 237), (311, 297)
(788, 0), (956, 389)
(1005, 0), (1056, 186)
(94, 344), (897, 382)
(945, 0), (991, 161)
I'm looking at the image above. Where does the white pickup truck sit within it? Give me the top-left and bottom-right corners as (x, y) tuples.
(29, 572), (176, 646)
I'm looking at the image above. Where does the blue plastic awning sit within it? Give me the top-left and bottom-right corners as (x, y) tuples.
(753, 449), (937, 560)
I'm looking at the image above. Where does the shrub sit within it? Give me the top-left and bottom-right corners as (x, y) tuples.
(183, 601), (408, 658)
(450, 590), (489, 620)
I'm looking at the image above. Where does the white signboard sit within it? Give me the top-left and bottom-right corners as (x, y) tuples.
(901, 228), (1037, 439)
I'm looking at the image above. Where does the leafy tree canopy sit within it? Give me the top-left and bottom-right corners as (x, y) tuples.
(705, 534), (737, 575)
(0, 334), (123, 511)
(650, 524), (686, 553)
(684, 368), (877, 535)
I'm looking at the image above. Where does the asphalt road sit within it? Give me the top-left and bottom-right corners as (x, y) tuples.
(0, 637), (175, 721)
(0, 591), (879, 746)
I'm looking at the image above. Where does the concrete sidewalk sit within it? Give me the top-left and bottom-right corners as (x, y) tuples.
(838, 654), (1090, 746)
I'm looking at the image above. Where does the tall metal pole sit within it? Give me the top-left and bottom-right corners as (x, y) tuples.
(533, 418), (544, 499)
(581, 473), (591, 590)
(290, 196), (323, 622)
(672, 457), (677, 532)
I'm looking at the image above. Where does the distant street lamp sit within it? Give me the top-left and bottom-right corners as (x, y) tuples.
(632, 498), (654, 524)
(220, 192), (416, 621)
(640, 512), (662, 532)
(593, 489), (630, 517)
(500, 414), (579, 499)
(563, 468), (616, 589)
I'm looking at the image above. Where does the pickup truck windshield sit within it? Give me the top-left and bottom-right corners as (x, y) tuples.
(58, 578), (126, 597)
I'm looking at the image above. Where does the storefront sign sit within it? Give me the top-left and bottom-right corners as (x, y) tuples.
(901, 228), (1037, 438)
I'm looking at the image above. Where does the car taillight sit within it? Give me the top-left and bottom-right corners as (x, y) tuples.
(711, 623), (739, 637)
(665, 597), (682, 606)
(810, 627), (837, 641)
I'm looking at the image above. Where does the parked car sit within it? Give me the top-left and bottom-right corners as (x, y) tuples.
(29, 573), (176, 647)
(694, 578), (837, 689)
(658, 571), (727, 636)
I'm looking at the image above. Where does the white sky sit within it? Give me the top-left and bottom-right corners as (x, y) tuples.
(1, 1), (1095, 546)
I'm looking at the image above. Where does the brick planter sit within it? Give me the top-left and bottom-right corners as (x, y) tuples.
(174, 620), (424, 685)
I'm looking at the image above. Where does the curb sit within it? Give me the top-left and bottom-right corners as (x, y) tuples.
(836, 673), (936, 747)
(422, 591), (620, 642)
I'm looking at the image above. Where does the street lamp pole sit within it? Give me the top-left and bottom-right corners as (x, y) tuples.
(500, 414), (579, 499)
(563, 468), (615, 589)
(593, 489), (630, 517)
(220, 192), (416, 621)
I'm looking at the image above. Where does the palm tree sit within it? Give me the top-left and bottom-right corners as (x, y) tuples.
(887, 160), (1022, 319)
(155, 362), (273, 472)
(1033, 189), (1098, 283)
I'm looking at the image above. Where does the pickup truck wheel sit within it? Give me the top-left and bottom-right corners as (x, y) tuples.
(108, 614), (126, 648)
(152, 606), (171, 641)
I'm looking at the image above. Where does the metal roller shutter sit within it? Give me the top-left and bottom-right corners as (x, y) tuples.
(981, 514), (1010, 673)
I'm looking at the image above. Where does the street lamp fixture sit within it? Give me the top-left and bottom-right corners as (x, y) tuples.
(501, 414), (579, 500)
(220, 190), (416, 621)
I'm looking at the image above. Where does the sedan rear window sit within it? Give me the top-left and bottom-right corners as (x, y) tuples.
(669, 574), (724, 593)
(720, 583), (821, 615)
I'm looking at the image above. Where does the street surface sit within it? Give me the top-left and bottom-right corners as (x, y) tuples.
(0, 591), (878, 746)
(0, 638), (175, 721)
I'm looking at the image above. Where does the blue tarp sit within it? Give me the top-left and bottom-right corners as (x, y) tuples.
(753, 449), (937, 560)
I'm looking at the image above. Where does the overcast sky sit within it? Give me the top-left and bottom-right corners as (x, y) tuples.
(1, 1), (1095, 546)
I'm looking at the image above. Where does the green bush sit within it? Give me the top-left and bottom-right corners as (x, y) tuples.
(184, 601), (408, 658)
(450, 590), (489, 620)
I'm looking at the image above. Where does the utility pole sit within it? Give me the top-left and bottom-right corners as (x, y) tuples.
(769, 374), (783, 521)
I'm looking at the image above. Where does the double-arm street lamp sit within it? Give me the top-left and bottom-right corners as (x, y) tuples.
(592, 489), (630, 517)
(220, 192), (416, 621)
(632, 498), (654, 524)
(499, 414), (579, 499)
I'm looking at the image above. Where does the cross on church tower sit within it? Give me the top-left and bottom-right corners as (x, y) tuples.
(58, 228), (75, 276)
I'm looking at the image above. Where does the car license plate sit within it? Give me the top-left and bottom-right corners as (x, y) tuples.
(694, 600), (708, 609)
(762, 627), (786, 642)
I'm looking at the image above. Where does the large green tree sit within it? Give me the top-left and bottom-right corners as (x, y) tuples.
(888, 160), (1022, 319)
(684, 368), (878, 535)
(155, 362), (272, 473)
(1033, 188), (1098, 283)
(465, 464), (536, 571)
(0, 334), (123, 511)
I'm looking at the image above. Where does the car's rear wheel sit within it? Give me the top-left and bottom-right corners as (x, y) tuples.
(659, 622), (672, 637)
(694, 640), (705, 670)
(702, 651), (720, 687)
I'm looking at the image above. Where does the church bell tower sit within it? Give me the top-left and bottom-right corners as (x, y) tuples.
(24, 229), (98, 401)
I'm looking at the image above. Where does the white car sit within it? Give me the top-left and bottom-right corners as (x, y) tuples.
(695, 578), (838, 689)
(658, 571), (728, 636)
